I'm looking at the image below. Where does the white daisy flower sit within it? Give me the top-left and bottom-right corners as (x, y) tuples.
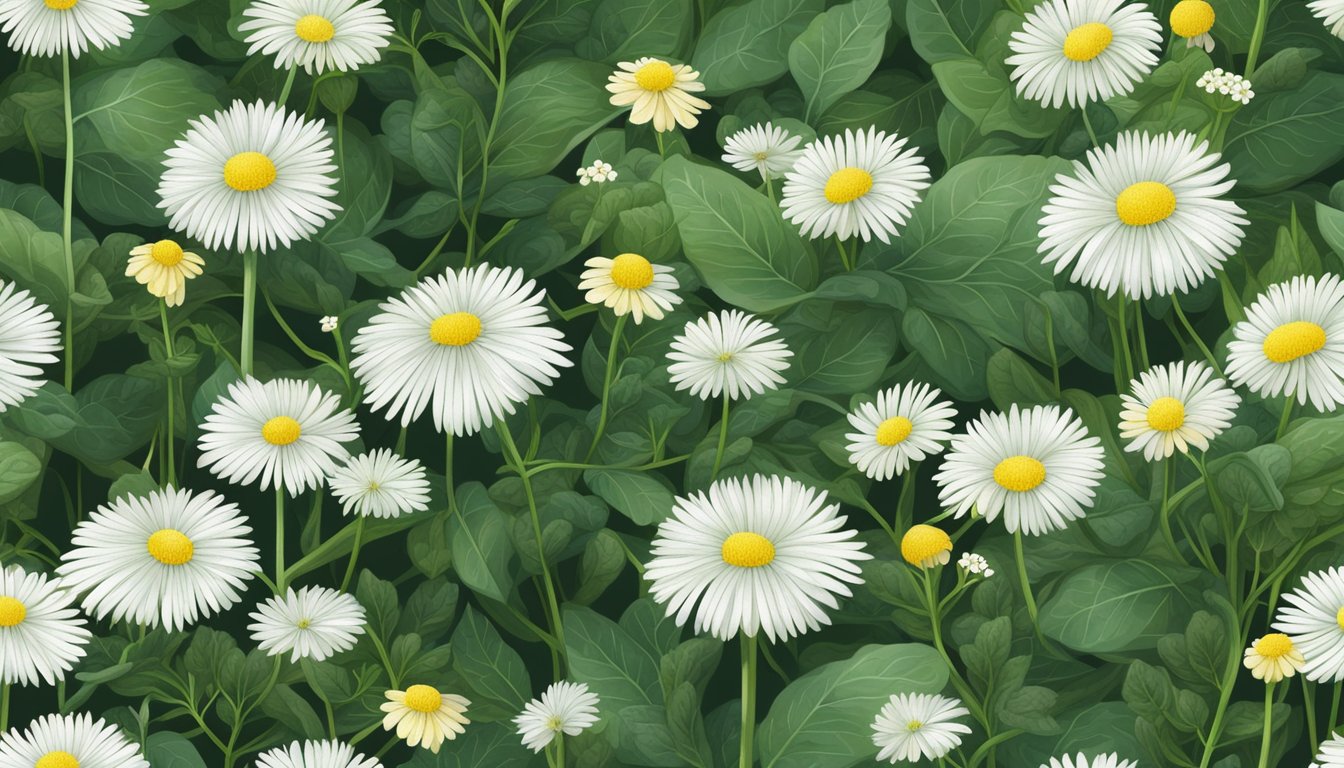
(0, 565), (90, 687)
(0, 712), (148, 768)
(1038, 131), (1248, 299)
(248, 586), (366, 662)
(513, 681), (600, 753)
(844, 382), (956, 481)
(58, 487), (260, 632)
(351, 264), (573, 436)
(158, 99), (340, 253)
(381, 685), (471, 754)
(255, 740), (383, 768)
(667, 310), (793, 401)
(934, 405), (1106, 536)
(320, 315), (339, 332)
(957, 552), (995, 578)
(1041, 755), (1137, 768)
(780, 127), (930, 244)
(722, 122), (804, 181)
(0, 280), (60, 413)
(871, 693), (972, 763)
(0, 0), (145, 58)
(577, 253), (682, 324)
(606, 57), (710, 132)
(240, 0), (394, 75)
(1309, 0), (1344, 38)
(1316, 732), (1344, 768)
(1243, 632), (1305, 684)
(1117, 361), (1239, 461)
(197, 376), (359, 497)
(1006, 0), (1162, 108)
(900, 524), (952, 569)
(645, 475), (871, 642)
(1273, 566), (1344, 682)
(126, 239), (205, 307)
(1226, 274), (1344, 411)
(327, 449), (431, 519)
(1170, 0), (1216, 51)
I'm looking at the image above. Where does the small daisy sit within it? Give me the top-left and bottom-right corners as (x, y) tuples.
(320, 315), (339, 332)
(844, 382), (956, 480)
(255, 740), (382, 768)
(1170, 0), (1216, 51)
(871, 693), (972, 763)
(900, 524), (952, 569)
(721, 122), (804, 181)
(158, 99), (340, 253)
(780, 127), (930, 244)
(1038, 131), (1248, 299)
(0, 565), (90, 687)
(645, 475), (871, 642)
(1006, 0), (1162, 108)
(1226, 274), (1344, 412)
(0, 280), (60, 413)
(0, 0), (146, 58)
(381, 685), (471, 754)
(513, 681), (601, 753)
(1309, 0), (1344, 38)
(578, 253), (681, 324)
(1274, 566), (1344, 682)
(957, 552), (995, 578)
(0, 712), (148, 768)
(249, 586), (366, 662)
(934, 405), (1106, 536)
(58, 487), (259, 631)
(327, 449), (431, 519)
(1041, 755), (1137, 768)
(240, 0), (394, 74)
(197, 376), (359, 497)
(1118, 361), (1240, 461)
(351, 265), (572, 436)
(1243, 632), (1305, 684)
(606, 57), (710, 132)
(126, 239), (205, 307)
(667, 310), (793, 401)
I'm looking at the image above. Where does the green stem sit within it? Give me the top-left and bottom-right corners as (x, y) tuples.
(1116, 296), (1134, 382)
(586, 315), (627, 460)
(1014, 530), (1065, 658)
(1305, 679), (1319, 755)
(834, 236), (853, 271)
(159, 301), (176, 487)
(1257, 683), (1274, 768)
(1244, 0), (1271, 77)
(339, 516), (366, 593)
(923, 569), (990, 727)
(1275, 398), (1294, 441)
(739, 634), (758, 768)
(895, 464), (918, 533)
(1331, 682), (1342, 737)
(275, 492), (287, 593)
(1171, 293), (1223, 375)
(1134, 300), (1150, 370)
(556, 733), (565, 768)
(445, 431), (458, 514)
(278, 66), (297, 105)
(241, 251), (258, 375)
(711, 395), (731, 482)
(763, 171), (775, 204)
(500, 424), (566, 673)
(0, 683), (8, 732)
(1158, 459), (1185, 563)
(655, 130), (666, 158)
(1080, 107), (1100, 147)
(61, 49), (75, 392)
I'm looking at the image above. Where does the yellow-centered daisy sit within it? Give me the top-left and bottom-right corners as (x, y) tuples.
(381, 684), (471, 753)
(1170, 0), (1216, 51)
(1226, 274), (1344, 412)
(900, 524), (952, 569)
(578, 253), (682, 323)
(126, 239), (205, 307)
(606, 57), (710, 132)
(1243, 632), (1304, 683)
(1118, 361), (1239, 461)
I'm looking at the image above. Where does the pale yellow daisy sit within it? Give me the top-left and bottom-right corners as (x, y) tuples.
(380, 684), (471, 753)
(1243, 632), (1305, 683)
(126, 239), (205, 307)
(577, 253), (681, 323)
(900, 524), (952, 569)
(606, 57), (710, 132)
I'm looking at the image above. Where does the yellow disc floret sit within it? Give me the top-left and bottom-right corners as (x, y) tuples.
(262, 415), (302, 446)
(609, 253), (655, 290)
(147, 529), (195, 566)
(1170, 0), (1215, 38)
(223, 151), (278, 192)
(294, 14), (336, 43)
(875, 416), (914, 447)
(1063, 22), (1114, 62)
(1263, 321), (1326, 363)
(634, 60), (676, 92)
(900, 524), (952, 568)
(824, 167), (874, 204)
(721, 532), (776, 568)
(35, 752), (81, 768)
(403, 684), (443, 713)
(1116, 181), (1177, 226)
(150, 239), (185, 267)
(1337, 607), (1344, 632)
(44, 0), (78, 9)
(0, 596), (26, 627)
(429, 312), (483, 347)
(1146, 396), (1186, 432)
(1254, 632), (1296, 659)
(994, 455), (1047, 492)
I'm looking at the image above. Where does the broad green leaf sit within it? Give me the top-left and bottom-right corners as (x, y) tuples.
(72, 58), (221, 160)
(398, 722), (538, 767)
(905, 0), (997, 64)
(1224, 71), (1344, 193)
(1040, 560), (1208, 653)
(788, 0), (891, 122)
(451, 607), (531, 718)
(143, 733), (207, 768)
(692, 0), (823, 96)
(583, 468), (674, 526)
(781, 301), (898, 395)
(575, 0), (693, 63)
(0, 442), (41, 505)
(451, 482), (516, 602)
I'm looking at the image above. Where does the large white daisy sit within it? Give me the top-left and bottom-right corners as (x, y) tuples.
(606, 57), (710, 132)
(577, 253), (682, 324)
(871, 693), (972, 763)
(248, 586), (366, 662)
(58, 487), (260, 631)
(1309, 0), (1344, 38)
(1118, 361), (1239, 461)
(1225, 274), (1344, 411)
(197, 376), (359, 497)
(513, 681), (600, 753)
(0, 564), (90, 687)
(327, 449), (431, 519)
(645, 475), (871, 642)
(0, 0), (146, 58)
(1038, 131), (1248, 299)
(1273, 566), (1344, 682)
(780, 127), (930, 244)
(934, 405), (1106, 536)
(0, 280), (60, 413)
(255, 740), (382, 768)
(844, 382), (957, 481)
(0, 713), (148, 768)
(241, 0), (393, 74)
(351, 264), (573, 436)
(722, 122), (804, 181)
(1006, 0), (1162, 108)
(1041, 755), (1137, 768)
(1315, 733), (1344, 768)
(158, 99), (340, 253)
(666, 310), (793, 401)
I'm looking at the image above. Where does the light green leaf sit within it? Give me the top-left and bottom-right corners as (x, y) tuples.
(583, 468), (674, 526)
(451, 607), (531, 718)
(788, 0), (892, 122)
(1040, 560), (1208, 653)
(692, 0), (823, 96)
(450, 482), (516, 602)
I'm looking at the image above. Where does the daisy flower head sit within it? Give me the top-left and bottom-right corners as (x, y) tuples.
(779, 127), (930, 244)
(957, 552), (995, 578)
(722, 122), (804, 181)
(871, 693), (972, 763)
(327, 449), (431, 519)
(1170, 0), (1216, 51)
(1226, 274), (1344, 411)
(578, 253), (682, 323)
(0, 712), (148, 768)
(1041, 755), (1137, 768)
(1118, 361), (1240, 461)
(645, 475), (872, 642)
(255, 740), (382, 768)
(240, 0), (394, 75)
(1038, 131), (1248, 299)
(248, 586), (366, 662)
(0, 280), (60, 413)
(0, 0), (146, 58)
(606, 57), (710, 132)
(513, 681), (601, 753)
(666, 310), (792, 401)
(1274, 566), (1344, 682)
(1309, 0), (1344, 38)
(1006, 0), (1162, 109)
(381, 685), (471, 753)
(126, 239), (205, 307)
(844, 382), (957, 481)
(0, 564), (90, 687)
(351, 264), (573, 436)
(900, 524), (952, 569)
(1316, 732), (1344, 768)
(158, 99), (340, 253)
(197, 376), (358, 496)
(58, 487), (259, 631)
(934, 405), (1106, 536)
(1243, 632), (1305, 684)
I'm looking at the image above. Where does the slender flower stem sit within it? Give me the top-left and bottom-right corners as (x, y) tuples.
(1014, 531), (1066, 659)
(445, 431), (458, 514)
(1257, 683), (1275, 768)
(339, 516), (366, 593)
(1170, 295), (1223, 375)
(834, 236), (853, 271)
(1275, 398), (1294, 441)
(274, 492), (287, 593)
(711, 395), (731, 482)
(0, 683), (8, 732)
(278, 66), (298, 105)
(241, 251), (258, 375)
(1305, 679), (1319, 755)
(159, 301), (177, 487)
(61, 49), (76, 392)
(556, 734), (565, 768)
(1331, 682), (1343, 737)
(1244, 0), (1271, 77)
(1158, 459), (1184, 562)
(922, 569), (990, 727)
(739, 633), (758, 768)
(500, 424), (566, 673)
(586, 315), (627, 460)
(1080, 107), (1099, 147)
(895, 464), (918, 533)
(1116, 296), (1134, 382)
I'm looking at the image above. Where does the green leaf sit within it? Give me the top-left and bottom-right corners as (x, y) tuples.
(575, 0), (693, 63)
(410, 81), (484, 193)
(905, 0), (997, 64)
(74, 151), (166, 226)
(692, 0), (823, 96)
(1224, 71), (1344, 193)
(398, 722), (539, 767)
(583, 468), (675, 526)
(72, 59), (221, 160)
(787, 0), (892, 122)
(451, 482), (516, 602)
(564, 604), (670, 752)
(451, 606), (531, 718)
(0, 442), (41, 505)
(781, 301), (898, 395)
(143, 733), (207, 768)
(1040, 560), (1208, 653)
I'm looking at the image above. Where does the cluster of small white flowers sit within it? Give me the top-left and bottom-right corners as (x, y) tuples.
(1196, 68), (1255, 104)
(957, 552), (994, 578)
(577, 160), (617, 186)
(320, 315), (338, 333)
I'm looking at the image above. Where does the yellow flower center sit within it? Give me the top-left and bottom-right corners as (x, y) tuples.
(404, 684), (443, 713)
(149, 239), (185, 267)
(223, 151), (278, 192)
(262, 415), (302, 446)
(1170, 0), (1215, 37)
(906, 720), (923, 732)
(609, 253), (655, 290)
(1254, 632), (1295, 659)
(1337, 607), (1344, 632)
(147, 529), (195, 566)
(900, 524), (952, 567)
(296, 618), (312, 629)
(1062, 22), (1114, 61)
(545, 715), (563, 731)
(429, 312), (482, 346)
(1146, 396), (1186, 432)
(294, 14), (336, 43)
(1263, 321), (1326, 364)
(994, 455), (1046, 492)
(823, 167), (874, 204)
(43, 0), (77, 9)
(721, 532), (776, 568)
(0, 596), (27, 627)
(634, 60), (676, 92)
(35, 752), (80, 768)
(1116, 181), (1177, 226)
(875, 416), (913, 447)
(717, 352), (734, 362)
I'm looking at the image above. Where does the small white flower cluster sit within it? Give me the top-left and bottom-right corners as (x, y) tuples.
(320, 315), (338, 333)
(957, 552), (994, 578)
(1196, 68), (1254, 104)
(577, 160), (617, 186)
